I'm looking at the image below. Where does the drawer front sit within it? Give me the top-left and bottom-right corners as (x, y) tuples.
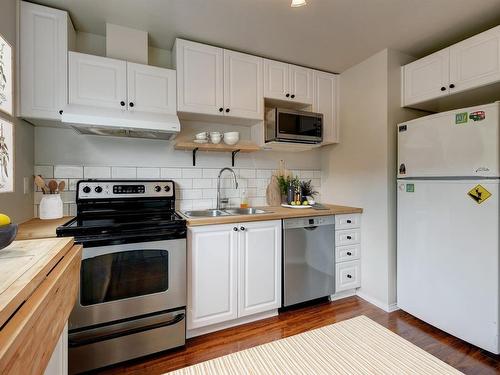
(335, 229), (361, 246)
(335, 214), (361, 230)
(336, 260), (361, 292)
(335, 244), (361, 263)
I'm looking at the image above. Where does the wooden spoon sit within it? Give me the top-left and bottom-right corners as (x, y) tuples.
(48, 180), (58, 194)
(34, 175), (48, 194)
(58, 180), (66, 193)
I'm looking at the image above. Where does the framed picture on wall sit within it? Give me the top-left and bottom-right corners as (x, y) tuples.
(0, 119), (13, 193)
(0, 33), (13, 116)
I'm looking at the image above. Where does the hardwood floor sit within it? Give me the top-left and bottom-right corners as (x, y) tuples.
(97, 296), (500, 375)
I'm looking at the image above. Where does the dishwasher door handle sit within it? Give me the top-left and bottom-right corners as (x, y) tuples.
(303, 226), (319, 231)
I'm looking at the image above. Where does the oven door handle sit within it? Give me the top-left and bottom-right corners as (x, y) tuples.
(69, 313), (185, 347)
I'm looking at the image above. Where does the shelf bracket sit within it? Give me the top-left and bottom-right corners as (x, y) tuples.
(192, 147), (199, 166)
(231, 150), (240, 167)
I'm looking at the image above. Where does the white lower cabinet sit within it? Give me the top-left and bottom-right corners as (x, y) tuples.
(188, 220), (281, 330)
(44, 323), (68, 375)
(334, 214), (361, 294)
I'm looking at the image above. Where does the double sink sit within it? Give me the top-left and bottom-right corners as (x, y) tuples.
(182, 208), (271, 218)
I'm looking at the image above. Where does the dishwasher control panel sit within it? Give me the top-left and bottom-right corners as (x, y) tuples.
(283, 215), (335, 229)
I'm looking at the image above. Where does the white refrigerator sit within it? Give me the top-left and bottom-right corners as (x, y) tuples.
(397, 102), (499, 354)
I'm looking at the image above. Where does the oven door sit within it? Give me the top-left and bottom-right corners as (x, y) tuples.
(276, 109), (323, 143)
(70, 239), (186, 330)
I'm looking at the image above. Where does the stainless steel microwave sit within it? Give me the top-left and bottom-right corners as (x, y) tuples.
(265, 108), (323, 144)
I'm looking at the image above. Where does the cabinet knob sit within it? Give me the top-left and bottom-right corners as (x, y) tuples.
(120, 101), (125, 106)
(226, 108), (230, 113)
(129, 102), (134, 108)
(440, 87), (446, 91)
(233, 227), (238, 231)
(286, 93), (290, 98)
(449, 84), (455, 89)
(219, 107), (223, 112)
(59, 110), (63, 115)
(240, 226), (245, 231)
(346, 236), (352, 240)
(346, 219), (352, 224)
(347, 274), (352, 279)
(347, 251), (352, 256)
(291, 94), (295, 99)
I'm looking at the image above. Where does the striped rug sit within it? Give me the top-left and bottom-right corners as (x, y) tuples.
(167, 315), (462, 374)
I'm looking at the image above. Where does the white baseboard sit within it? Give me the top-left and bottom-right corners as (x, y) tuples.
(330, 289), (356, 301)
(187, 310), (278, 338)
(355, 290), (400, 313)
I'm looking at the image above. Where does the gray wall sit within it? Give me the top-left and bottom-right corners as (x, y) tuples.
(0, 0), (34, 223)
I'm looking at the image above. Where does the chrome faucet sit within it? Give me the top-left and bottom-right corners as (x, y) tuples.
(216, 167), (239, 210)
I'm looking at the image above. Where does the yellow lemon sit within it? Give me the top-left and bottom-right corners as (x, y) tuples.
(0, 214), (11, 226)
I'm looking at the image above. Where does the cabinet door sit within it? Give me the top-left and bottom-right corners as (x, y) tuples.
(238, 220), (281, 317)
(188, 225), (238, 329)
(289, 65), (313, 104)
(127, 62), (176, 114)
(19, 1), (69, 119)
(336, 260), (361, 292)
(68, 52), (127, 109)
(264, 59), (289, 101)
(313, 71), (339, 144)
(44, 322), (68, 375)
(175, 39), (224, 115)
(402, 49), (450, 106)
(449, 26), (500, 94)
(223, 50), (263, 120)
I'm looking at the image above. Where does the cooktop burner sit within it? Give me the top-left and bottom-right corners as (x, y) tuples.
(57, 179), (186, 246)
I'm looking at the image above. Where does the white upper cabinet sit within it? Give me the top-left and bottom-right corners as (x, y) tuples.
(449, 27), (500, 94)
(19, 1), (75, 120)
(402, 50), (450, 106)
(402, 25), (500, 108)
(238, 220), (281, 318)
(127, 62), (176, 114)
(313, 70), (339, 144)
(263, 60), (289, 100)
(289, 65), (313, 104)
(188, 224), (238, 330)
(69, 52), (127, 110)
(264, 59), (313, 104)
(223, 50), (263, 120)
(174, 39), (224, 115)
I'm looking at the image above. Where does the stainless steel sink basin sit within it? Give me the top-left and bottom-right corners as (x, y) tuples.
(182, 208), (271, 218)
(224, 208), (270, 215)
(182, 209), (230, 218)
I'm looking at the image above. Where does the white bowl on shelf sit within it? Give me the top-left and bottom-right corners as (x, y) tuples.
(223, 132), (239, 145)
(195, 132), (208, 140)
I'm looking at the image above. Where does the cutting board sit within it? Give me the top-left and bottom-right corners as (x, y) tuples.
(266, 175), (282, 206)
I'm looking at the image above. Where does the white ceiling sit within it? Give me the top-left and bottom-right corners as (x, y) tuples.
(34, 0), (500, 72)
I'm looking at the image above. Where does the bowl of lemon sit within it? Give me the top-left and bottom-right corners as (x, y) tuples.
(0, 214), (17, 251)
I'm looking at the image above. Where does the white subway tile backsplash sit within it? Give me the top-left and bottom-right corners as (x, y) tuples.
(161, 168), (182, 179)
(84, 166), (111, 179)
(112, 167), (137, 179)
(137, 167), (160, 179)
(34, 164), (321, 217)
(54, 165), (83, 179)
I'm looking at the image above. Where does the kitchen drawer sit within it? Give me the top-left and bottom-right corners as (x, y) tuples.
(336, 260), (361, 292)
(335, 228), (361, 246)
(335, 244), (361, 263)
(335, 214), (361, 230)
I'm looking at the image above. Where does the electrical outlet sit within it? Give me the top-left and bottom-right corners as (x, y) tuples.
(23, 177), (30, 195)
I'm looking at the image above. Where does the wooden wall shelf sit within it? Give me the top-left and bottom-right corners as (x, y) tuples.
(174, 140), (260, 166)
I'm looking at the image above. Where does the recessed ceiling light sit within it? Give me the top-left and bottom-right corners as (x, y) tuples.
(291, 0), (307, 7)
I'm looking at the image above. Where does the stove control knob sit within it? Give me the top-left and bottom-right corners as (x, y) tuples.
(82, 186), (91, 194)
(154, 185), (161, 192)
(95, 186), (103, 193)
(164, 185), (171, 192)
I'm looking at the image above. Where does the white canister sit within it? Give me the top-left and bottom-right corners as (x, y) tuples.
(39, 194), (63, 219)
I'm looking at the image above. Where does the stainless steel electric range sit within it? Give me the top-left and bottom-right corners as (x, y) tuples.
(57, 179), (187, 374)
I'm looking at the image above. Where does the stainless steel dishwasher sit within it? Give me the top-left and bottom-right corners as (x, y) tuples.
(283, 215), (335, 307)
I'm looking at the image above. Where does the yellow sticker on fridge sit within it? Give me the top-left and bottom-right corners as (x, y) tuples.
(467, 185), (492, 204)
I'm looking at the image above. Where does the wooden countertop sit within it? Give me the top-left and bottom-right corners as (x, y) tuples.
(16, 217), (73, 241)
(183, 204), (363, 226)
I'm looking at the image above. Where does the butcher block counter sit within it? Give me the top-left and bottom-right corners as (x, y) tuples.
(16, 217), (73, 241)
(0, 237), (81, 374)
(183, 204), (363, 226)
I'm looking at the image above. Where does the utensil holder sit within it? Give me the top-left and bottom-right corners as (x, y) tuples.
(39, 194), (63, 219)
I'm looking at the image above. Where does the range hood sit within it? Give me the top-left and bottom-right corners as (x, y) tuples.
(61, 105), (180, 140)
